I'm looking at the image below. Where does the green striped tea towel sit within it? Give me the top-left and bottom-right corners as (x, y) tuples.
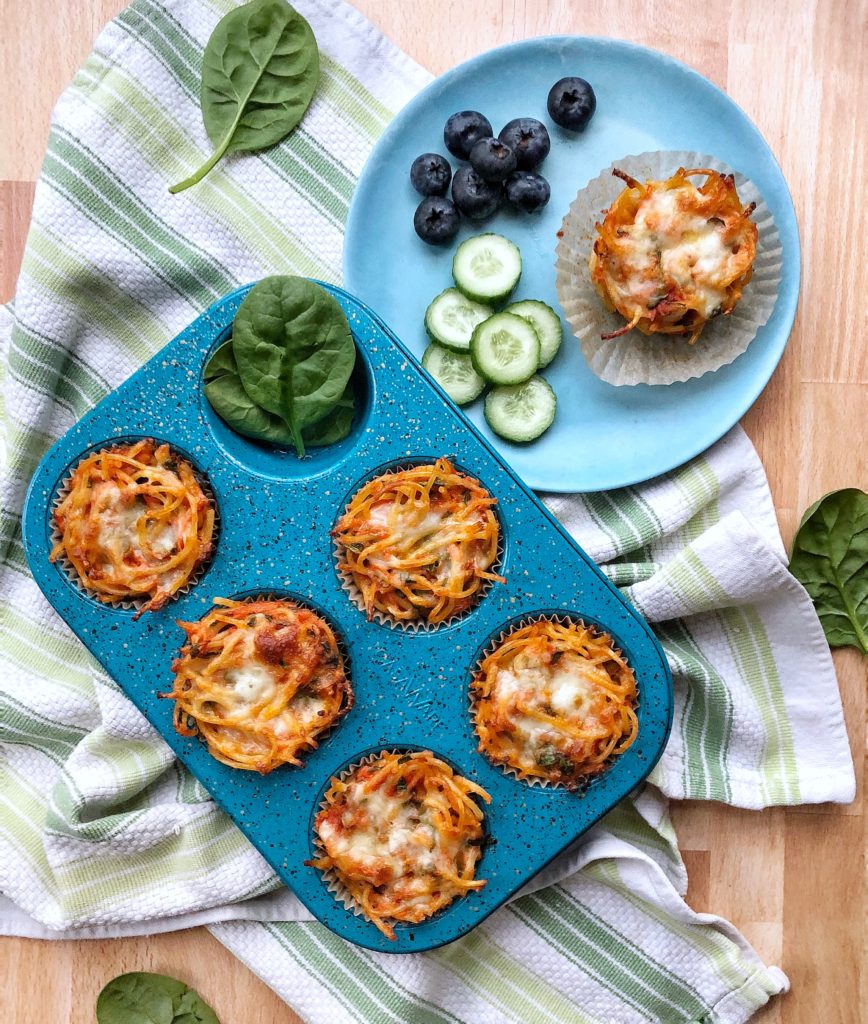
(0, 1), (854, 1022)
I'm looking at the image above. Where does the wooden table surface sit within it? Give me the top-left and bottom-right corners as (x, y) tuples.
(1, 1), (865, 1021)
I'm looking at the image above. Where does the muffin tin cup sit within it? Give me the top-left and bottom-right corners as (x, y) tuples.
(468, 611), (637, 790)
(555, 149), (783, 386)
(49, 439), (220, 614)
(308, 746), (490, 933)
(21, 281), (673, 953)
(332, 458), (506, 633)
(172, 590), (355, 763)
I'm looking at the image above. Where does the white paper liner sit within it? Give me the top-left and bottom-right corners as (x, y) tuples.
(50, 442), (219, 613)
(310, 748), (489, 926)
(469, 613), (637, 790)
(555, 150), (783, 385)
(333, 463), (504, 632)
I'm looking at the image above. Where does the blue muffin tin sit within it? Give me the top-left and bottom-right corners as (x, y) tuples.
(22, 283), (673, 953)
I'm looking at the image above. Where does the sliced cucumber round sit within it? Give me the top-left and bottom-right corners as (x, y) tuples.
(452, 233), (522, 303)
(470, 312), (540, 386)
(484, 376), (557, 443)
(421, 343), (486, 406)
(424, 288), (493, 352)
(504, 299), (563, 368)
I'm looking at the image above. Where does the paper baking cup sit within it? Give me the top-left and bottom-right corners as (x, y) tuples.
(333, 464), (504, 633)
(50, 444), (219, 612)
(555, 150), (783, 385)
(469, 613), (637, 790)
(310, 749), (488, 923)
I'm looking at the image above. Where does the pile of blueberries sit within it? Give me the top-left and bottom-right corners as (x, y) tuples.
(412, 76), (596, 245)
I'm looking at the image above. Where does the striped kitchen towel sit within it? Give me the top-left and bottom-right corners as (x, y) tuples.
(0, 1), (854, 1022)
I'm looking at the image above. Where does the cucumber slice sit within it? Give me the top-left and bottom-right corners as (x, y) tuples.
(424, 288), (493, 352)
(421, 343), (486, 406)
(452, 233), (522, 303)
(484, 376), (557, 443)
(504, 299), (563, 368)
(470, 312), (540, 385)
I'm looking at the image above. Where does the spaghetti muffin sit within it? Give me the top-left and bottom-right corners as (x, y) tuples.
(164, 597), (352, 772)
(307, 750), (490, 939)
(50, 439), (215, 616)
(333, 458), (503, 627)
(472, 618), (638, 788)
(589, 167), (758, 345)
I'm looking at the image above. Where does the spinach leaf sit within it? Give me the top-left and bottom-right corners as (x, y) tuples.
(170, 0), (319, 193)
(96, 972), (219, 1024)
(205, 340), (294, 444)
(203, 338), (237, 378)
(789, 488), (868, 653)
(535, 744), (557, 768)
(204, 339), (355, 448)
(231, 276), (356, 456)
(299, 382), (355, 446)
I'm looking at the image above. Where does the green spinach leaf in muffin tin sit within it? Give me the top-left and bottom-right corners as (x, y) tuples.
(204, 276), (356, 456)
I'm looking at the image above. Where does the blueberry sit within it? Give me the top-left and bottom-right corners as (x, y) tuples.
(443, 110), (493, 160)
(547, 77), (596, 131)
(469, 137), (517, 182)
(498, 118), (551, 169)
(414, 196), (460, 245)
(410, 153), (452, 196)
(505, 171), (551, 213)
(451, 165), (503, 220)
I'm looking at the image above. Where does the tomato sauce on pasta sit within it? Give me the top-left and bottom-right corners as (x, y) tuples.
(590, 167), (758, 345)
(163, 597), (352, 773)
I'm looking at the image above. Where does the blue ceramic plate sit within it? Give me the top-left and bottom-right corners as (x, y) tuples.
(344, 36), (800, 492)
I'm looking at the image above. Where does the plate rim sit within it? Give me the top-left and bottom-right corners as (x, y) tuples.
(343, 33), (801, 493)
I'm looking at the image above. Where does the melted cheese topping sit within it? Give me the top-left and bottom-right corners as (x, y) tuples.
(622, 189), (733, 318)
(226, 664), (276, 705)
(320, 780), (439, 874)
(95, 484), (142, 557)
(589, 167), (758, 344)
(49, 439), (215, 616)
(333, 458), (504, 625)
(473, 620), (639, 789)
(307, 751), (490, 940)
(164, 598), (352, 773)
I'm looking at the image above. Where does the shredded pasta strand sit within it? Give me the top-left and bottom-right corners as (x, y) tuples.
(162, 597), (353, 773)
(589, 167), (758, 345)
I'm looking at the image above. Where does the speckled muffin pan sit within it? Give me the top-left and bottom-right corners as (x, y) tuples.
(22, 282), (673, 953)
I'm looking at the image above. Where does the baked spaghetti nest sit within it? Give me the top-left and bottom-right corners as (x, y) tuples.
(589, 167), (758, 345)
(163, 597), (353, 773)
(49, 439), (215, 616)
(307, 750), (491, 940)
(472, 618), (638, 789)
(333, 458), (504, 626)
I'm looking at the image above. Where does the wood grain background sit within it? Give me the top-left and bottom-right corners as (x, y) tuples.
(1, 1), (864, 1021)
